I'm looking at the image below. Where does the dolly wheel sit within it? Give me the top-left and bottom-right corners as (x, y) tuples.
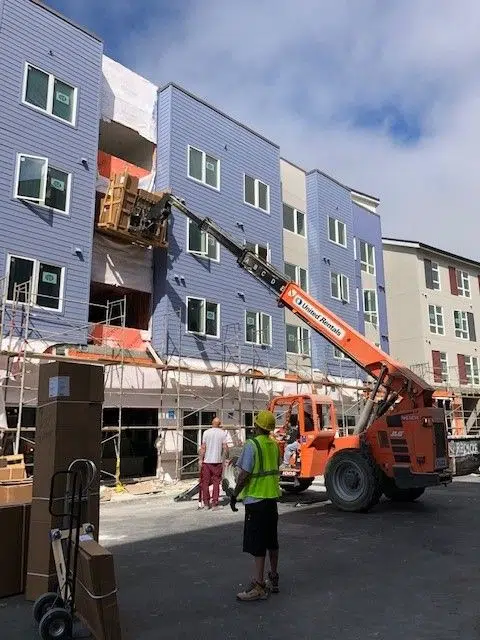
(33, 593), (64, 624)
(39, 607), (73, 640)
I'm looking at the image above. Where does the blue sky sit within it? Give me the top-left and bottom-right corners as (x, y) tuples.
(46, 0), (480, 259)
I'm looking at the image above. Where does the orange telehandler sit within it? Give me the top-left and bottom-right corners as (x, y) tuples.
(160, 194), (452, 512)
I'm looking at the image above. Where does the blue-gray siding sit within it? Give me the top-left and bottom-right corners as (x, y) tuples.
(153, 85), (285, 368)
(0, 0), (102, 344)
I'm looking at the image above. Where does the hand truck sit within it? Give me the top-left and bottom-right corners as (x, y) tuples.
(32, 459), (97, 640)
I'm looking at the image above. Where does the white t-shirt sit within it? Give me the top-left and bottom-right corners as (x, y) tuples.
(202, 427), (227, 464)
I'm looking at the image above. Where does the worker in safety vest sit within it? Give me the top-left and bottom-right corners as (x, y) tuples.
(229, 410), (281, 601)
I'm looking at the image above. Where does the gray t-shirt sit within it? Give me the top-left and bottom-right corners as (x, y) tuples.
(236, 439), (280, 504)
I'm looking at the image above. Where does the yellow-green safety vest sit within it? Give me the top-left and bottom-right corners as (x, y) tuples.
(238, 435), (282, 500)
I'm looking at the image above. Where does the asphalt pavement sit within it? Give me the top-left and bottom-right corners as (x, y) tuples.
(2, 478), (480, 639)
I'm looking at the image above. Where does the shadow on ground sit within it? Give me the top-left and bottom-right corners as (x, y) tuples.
(2, 482), (480, 640)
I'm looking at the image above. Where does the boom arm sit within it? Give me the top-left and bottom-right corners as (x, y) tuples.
(163, 195), (434, 413)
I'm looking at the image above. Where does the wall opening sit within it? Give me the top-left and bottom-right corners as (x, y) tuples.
(89, 282), (151, 330)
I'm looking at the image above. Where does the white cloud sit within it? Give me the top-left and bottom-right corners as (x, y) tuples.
(64, 0), (480, 258)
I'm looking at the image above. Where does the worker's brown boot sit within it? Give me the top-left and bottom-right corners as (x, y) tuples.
(236, 581), (269, 601)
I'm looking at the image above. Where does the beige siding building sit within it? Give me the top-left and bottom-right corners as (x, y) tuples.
(382, 238), (480, 434)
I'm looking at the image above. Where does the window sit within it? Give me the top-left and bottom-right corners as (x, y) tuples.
(15, 154), (71, 213)
(186, 297), (219, 338)
(284, 262), (308, 290)
(465, 356), (480, 385)
(424, 259), (440, 290)
(245, 242), (269, 262)
(187, 146), (220, 190)
(286, 324), (310, 355)
(244, 175), (269, 212)
(328, 217), (346, 247)
(363, 289), (378, 326)
(359, 241), (375, 275)
(330, 272), (349, 302)
(6, 255), (64, 311)
(333, 347), (346, 359)
(456, 270), (470, 297)
(428, 304), (444, 335)
(22, 63), (77, 125)
(245, 311), (271, 346)
(282, 204), (305, 236)
(432, 350), (448, 383)
(454, 310), (476, 341)
(439, 352), (449, 383)
(187, 219), (219, 261)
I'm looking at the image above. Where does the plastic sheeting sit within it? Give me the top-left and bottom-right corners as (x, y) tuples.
(91, 234), (153, 293)
(101, 56), (157, 143)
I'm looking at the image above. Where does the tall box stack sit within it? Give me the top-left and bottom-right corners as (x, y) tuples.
(25, 361), (104, 602)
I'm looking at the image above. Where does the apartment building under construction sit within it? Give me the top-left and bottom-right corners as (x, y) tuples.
(0, 0), (390, 481)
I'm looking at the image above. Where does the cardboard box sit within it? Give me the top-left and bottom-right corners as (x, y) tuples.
(37, 361), (105, 404)
(0, 480), (33, 505)
(76, 540), (122, 640)
(0, 466), (27, 481)
(0, 503), (31, 598)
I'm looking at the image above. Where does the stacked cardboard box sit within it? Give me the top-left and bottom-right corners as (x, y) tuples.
(0, 454), (33, 505)
(25, 361), (104, 602)
(0, 502), (31, 598)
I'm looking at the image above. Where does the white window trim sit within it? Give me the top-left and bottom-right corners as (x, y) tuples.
(454, 310), (470, 340)
(330, 271), (349, 303)
(187, 145), (220, 191)
(243, 174), (270, 213)
(186, 219), (220, 262)
(456, 269), (471, 298)
(431, 261), (441, 291)
(21, 62), (78, 127)
(283, 204), (306, 237)
(14, 153), (72, 215)
(284, 262), (308, 291)
(359, 240), (376, 275)
(465, 355), (480, 386)
(245, 310), (272, 346)
(286, 324), (310, 356)
(333, 346), (346, 360)
(185, 296), (220, 339)
(328, 216), (347, 248)
(439, 352), (449, 383)
(428, 304), (445, 336)
(5, 254), (65, 313)
(363, 289), (378, 327)
(245, 241), (270, 263)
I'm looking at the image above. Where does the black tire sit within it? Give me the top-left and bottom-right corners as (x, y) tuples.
(281, 478), (314, 494)
(38, 607), (73, 640)
(324, 449), (382, 512)
(33, 593), (63, 624)
(383, 479), (425, 502)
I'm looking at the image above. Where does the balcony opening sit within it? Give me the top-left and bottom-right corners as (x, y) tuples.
(89, 282), (151, 331)
(99, 120), (155, 172)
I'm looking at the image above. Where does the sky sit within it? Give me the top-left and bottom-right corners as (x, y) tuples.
(48, 0), (480, 260)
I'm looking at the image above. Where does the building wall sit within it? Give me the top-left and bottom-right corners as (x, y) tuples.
(0, 0), (103, 345)
(153, 85), (285, 369)
(306, 171), (358, 378)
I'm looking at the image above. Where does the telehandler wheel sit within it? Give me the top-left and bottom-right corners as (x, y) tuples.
(281, 478), (314, 494)
(383, 480), (425, 502)
(324, 450), (382, 512)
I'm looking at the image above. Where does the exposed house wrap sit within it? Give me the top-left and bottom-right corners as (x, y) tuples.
(91, 234), (153, 293)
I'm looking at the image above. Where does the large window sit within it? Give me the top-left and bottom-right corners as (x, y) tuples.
(456, 270), (470, 297)
(330, 272), (349, 302)
(15, 154), (71, 213)
(328, 217), (346, 247)
(245, 310), (271, 346)
(282, 204), (305, 236)
(6, 255), (64, 311)
(187, 219), (219, 260)
(245, 242), (269, 262)
(454, 310), (470, 340)
(286, 324), (310, 355)
(428, 304), (445, 335)
(188, 146), (220, 190)
(22, 63), (77, 125)
(363, 289), (378, 327)
(284, 262), (308, 290)
(359, 241), (375, 275)
(424, 259), (441, 290)
(186, 297), (219, 338)
(244, 175), (269, 212)
(465, 356), (480, 386)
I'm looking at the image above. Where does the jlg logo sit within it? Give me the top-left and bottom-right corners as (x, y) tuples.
(390, 430), (404, 438)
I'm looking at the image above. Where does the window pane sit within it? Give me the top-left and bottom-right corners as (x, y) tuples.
(45, 167), (68, 211)
(284, 263), (296, 282)
(296, 211), (305, 236)
(52, 79), (75, 122)
(258, 182), (268, 211)
(7, 257), (34, 303)
(246, 311), (257, 343)
(301, 328), (310, 355)
(206, 234), (218, 259)
(331, 273), (339, 298)
(299, 268), (307, 290)
(338, 222), (346, 245)
(283, 204), (295, 231)
(188, 221), (204, 253)
(286, 325), (298, 353)
(244, 175), (255, 205)
(25, 66), (49, 110)
(328, 217), (336, 241)
(261, 314), (271, 345)
(188, 148), (203, 181)
(187, 298), (204, 333)
(257, 244), (268, 261)
(205, 302), (218, 337)
(37, 263), (62, 309)
(17, 155), (46, 200)
(205, 155), (218, 188)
